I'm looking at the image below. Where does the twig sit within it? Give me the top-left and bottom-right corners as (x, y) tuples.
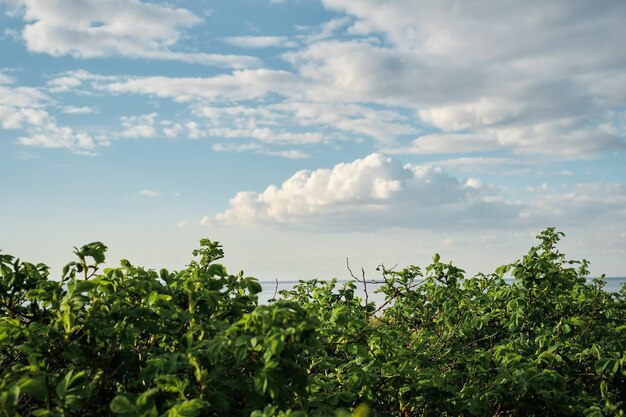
(346, 258), (369, 323)
(362, 267), (368, 321)
(270, 278), (279, 302)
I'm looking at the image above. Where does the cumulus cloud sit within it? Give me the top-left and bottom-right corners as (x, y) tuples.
(6, 0), (257, 68)
(214, 153), (516, 229)
(211, 153), (626, 232)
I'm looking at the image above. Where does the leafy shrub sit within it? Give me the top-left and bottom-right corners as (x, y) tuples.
(1, 228), (624, 416)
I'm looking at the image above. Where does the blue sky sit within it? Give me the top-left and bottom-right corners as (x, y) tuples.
(1, 0), (625, 279)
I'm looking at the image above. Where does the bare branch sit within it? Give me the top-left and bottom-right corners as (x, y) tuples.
(270, 278), (279, 303)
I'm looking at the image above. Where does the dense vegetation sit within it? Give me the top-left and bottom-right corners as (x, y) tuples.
(1, 228), (624, 416)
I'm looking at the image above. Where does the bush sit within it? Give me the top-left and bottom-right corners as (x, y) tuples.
(1, 228), (624, 416)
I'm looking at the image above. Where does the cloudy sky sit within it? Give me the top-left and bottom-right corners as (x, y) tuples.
(1, 0), (625, 279)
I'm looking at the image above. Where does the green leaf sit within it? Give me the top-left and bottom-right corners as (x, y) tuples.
(495, 264), (510, 278)
(595, 358), (619, 375)
(165, 399), (205, 417)
(19, 377), (48, 402)
(246, 278), (263, 294)
(337, 391), (356, 403)
(207, 264), (227, 277)
(80, 242), (108, 264)
(74, 280), (97, 293)
(110, 395), (136, 415)
(24, 262), (43, 280)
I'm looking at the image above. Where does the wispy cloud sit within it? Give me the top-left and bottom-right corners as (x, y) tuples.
(62, 105), (95, 114)
(222, 35), (298, 49)
(120, 113), (158, 138)
(139, 189), (160, 197)
(212, 142), (309, 159)
(1, 83), (101, 153)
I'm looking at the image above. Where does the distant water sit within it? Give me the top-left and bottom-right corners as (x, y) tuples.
(257, 277), (626, 305)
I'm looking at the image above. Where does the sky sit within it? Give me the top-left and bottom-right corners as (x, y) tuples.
(1, 0), (626, 280)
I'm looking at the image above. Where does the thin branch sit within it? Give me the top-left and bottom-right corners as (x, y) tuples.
(270, 278), (279, 303)
(346, 258), (369, 323)
(362, 266), (368, 323)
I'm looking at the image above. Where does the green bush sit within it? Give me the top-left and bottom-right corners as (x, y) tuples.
(1, 228), (624, 416)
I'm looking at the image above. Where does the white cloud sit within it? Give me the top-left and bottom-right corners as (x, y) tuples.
(207, 127), (327, 144)
(222, 35), (298, 49)
(139, 189), (160, 197)
(7, 0), (258, 68)
(180, 121), (199, 139)
(419, 100), (524, 131)
(46, 70), (119, 93)
(1, 82), (100, 153)
(212, 142), (262, 153)
(25, 2), (626, 158)
(191, 101), (415, 146)
(428, 157), (514, 168)
(522, 183), (626, 225)
(494, 120), (624, 156)
(214, 153), (514, 229)
(386, 133), (502, 155)
(102, 70), (299, 102)
(75, 70), (413, 144)
(213, 153), (626, 232)
(301, 17), (352, 43)
(264, 149), (309, 159)
(47, 76), (82, 93)
(212, 142), (309, 159)
(0, 85), (48, 114)
(0, 72), (15, 84)
(2, 28), (20, 42)
(281, 1), (626, 156)
(267, 102), (416, 143)
(120, 113), (158, 138)
(17, 124), (97, 152)
(0, 106), (47, 129)
(162, 121), (184, 139)
(62, 105), (94, 114)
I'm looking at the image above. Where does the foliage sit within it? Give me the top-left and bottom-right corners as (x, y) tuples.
(1, 228), (625, 416)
